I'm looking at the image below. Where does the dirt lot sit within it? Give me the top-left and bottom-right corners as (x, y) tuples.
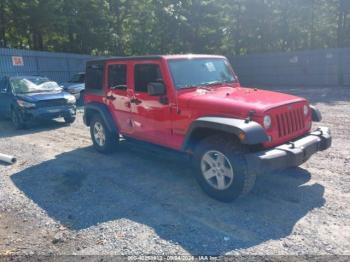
(0, 87), (350, 257)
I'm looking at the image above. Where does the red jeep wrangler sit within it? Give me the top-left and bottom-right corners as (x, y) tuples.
(83, 55), (331, 202)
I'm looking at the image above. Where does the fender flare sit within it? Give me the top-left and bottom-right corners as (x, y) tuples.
(83, 102), (118, 134)
(182, 116), (269, 150)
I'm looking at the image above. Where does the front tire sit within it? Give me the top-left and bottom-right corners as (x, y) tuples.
(90, 114), (117, 154)
(193, 135), (256, 202)
(11, 108), (26, 129)
(64, 115), (76, 124)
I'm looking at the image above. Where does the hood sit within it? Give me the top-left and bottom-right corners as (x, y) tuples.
(178, 86), (306, 118)
(64, 83), (85, 93)
(61, 82), (72, 88)
(62, 82), (85, 91)
(16, 91), (73, 103)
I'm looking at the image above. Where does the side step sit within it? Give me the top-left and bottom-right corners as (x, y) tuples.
(119, 137), (190, 163)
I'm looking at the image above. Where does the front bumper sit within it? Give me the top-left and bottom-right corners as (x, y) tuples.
(246, 126), (332, 174)
(21, 105), (76, 121)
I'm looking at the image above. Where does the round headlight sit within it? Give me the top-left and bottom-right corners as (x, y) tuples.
(304, 105), (309, 116)
(263, 115), (272, 129)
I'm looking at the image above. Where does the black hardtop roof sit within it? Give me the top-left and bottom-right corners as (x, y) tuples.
(86, 54), (226, 65)
(87, 55), (163, 64)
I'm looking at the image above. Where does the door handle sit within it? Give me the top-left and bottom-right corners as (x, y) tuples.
(130, 98), (142, 105)
(106, 95), (116, 101)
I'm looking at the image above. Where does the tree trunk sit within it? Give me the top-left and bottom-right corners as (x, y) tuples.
(32, 30), (44, 50)
(309, 0), (315, 49)
(337, 0), (349, 48)
(110, 0), (125, 55)
(282, 1), (290, 52)
(0, 0), (7, 47)
(234, 1), (242, 55)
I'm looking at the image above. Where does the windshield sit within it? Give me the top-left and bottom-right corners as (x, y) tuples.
(168, 58), (237, 89)
(69, 73), (85, 83)
(10, 77), (62, 94)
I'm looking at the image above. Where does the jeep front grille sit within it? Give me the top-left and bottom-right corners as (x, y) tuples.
(36, 99), (67, 108)
(275, 106), (305, 138)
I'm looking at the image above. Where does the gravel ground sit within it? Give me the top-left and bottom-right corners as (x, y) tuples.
(0, 86), (349, 257)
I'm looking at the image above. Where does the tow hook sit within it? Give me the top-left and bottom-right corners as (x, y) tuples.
(288, 142), (295, 149)
(316, 127), (323, 136)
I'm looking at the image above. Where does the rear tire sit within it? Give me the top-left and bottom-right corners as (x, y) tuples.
(90, 114), (117, 154)
(193, 135), (256, 202)
(11, 108), (26, 129)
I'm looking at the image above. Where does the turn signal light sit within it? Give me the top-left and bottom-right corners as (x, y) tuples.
(239, 132), (246, 141)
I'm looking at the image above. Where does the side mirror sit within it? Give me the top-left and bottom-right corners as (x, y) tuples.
(147, 82), (166, 96)
(0, 85), (8, 94)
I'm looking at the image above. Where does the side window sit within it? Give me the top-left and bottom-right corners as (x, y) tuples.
(85, 63), (104, 93)
(108, 64), (127, 90)
(134, 64), (163, 93)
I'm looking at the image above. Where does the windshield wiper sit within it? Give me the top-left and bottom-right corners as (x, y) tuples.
(181, 85), (212, 91)
(202, 80), (235, 86)
(201, 81), (222, 86)
(178, 80), (234, 90)
(179, 85), (199, 89)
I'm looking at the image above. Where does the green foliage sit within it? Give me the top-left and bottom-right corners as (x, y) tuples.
(0, 0), (349, 55)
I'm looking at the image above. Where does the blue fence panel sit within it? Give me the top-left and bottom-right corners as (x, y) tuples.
(1, 47), (349, 87)
(230, 48), (350, 87)
(0, 48), (95, 83)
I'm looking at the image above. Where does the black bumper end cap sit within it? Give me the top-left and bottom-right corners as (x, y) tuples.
(245, 126), (331, 175)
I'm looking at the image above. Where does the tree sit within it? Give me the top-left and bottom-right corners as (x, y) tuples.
(0, 0), (349, 55)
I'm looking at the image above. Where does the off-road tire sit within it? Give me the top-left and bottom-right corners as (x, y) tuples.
(90, 114), (117, 154)
(193, 135), (256, 202)
(64, 115), (76, 124)
(11, 108), (26, 129)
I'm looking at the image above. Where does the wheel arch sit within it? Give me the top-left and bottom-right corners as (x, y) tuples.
(182, 117), (269, 151)
(9, 102), (19, 116)
(10, 100), (18, 110)
(84, 102), (118, 135)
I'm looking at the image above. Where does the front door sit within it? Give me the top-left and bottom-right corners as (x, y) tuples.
(129, 62), (172, 146)
(0, 78), (11, 117)
(105, 62), (133, 135)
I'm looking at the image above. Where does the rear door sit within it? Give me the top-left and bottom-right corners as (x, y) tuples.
(105, 61), (133, 134)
